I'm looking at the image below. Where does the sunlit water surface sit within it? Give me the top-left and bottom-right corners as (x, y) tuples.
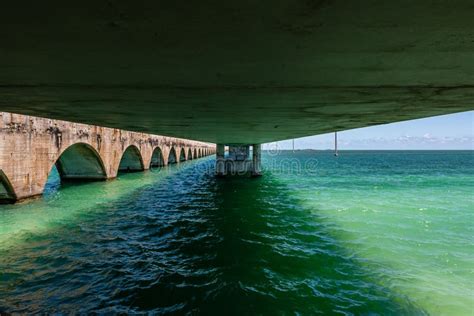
(0, 151), (473, 315)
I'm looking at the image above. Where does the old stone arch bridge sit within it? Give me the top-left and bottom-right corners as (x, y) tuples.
(0, 112), (215, 203)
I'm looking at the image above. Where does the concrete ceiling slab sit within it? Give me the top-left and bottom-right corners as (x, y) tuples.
(1, 0), (473, 143)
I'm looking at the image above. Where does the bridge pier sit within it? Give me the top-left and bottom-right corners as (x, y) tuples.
(215, 144), (262, 177)
(216, 144), (226, 177)
(252, 144), (262, 177)
(0, 112), (215, 203)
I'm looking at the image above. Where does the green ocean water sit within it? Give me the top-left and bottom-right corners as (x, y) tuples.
(0, 151), (473, 315)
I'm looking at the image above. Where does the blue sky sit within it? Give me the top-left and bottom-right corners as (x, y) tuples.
(264, 111), (473, 150)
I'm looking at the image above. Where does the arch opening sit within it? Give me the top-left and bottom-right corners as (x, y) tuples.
(55, 143), (107, 181)
(119, 145), (144, 173)
(168, 147), (178, 164)
(42, 143), (107, 197)
(179, 148), (186, 162)
(194, 148), (198, 159)
(188, 148), (193, 160)
(150, 147), (164, 168)
(199, 148), (202, 158)
(0, 170), (16, 203)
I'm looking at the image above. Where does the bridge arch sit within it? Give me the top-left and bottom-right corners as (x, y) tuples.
(119, 145), (144, 172)
(0, 170), (16, 203)
(150, 147), (164, 168)
(194, 148), (198, 159)
(188, 148), (193, 160)
(168, 147), (178, 164)
(54, 142), (107, 181)
(179, 148), (186, 162)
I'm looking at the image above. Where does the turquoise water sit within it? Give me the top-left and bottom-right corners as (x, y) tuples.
(0, 151), (473, 314)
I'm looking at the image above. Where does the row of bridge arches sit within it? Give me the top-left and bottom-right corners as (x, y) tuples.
(64, 144), (209, 176)
(0, 143), (214, 203)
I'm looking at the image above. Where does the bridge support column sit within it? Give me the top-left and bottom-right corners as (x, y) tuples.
(215, 144), (261, 177)
(252, 144), (262, 177)
(216, 144), (226, 177)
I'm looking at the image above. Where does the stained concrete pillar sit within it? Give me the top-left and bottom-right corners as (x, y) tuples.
(216, 144), (226, 176)
(252, 144), (262, 176)
(215, 144), (261, 177)
(229, 145), (249, 161)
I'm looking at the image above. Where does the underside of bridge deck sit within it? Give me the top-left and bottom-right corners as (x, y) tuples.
(1, 0), (473, 144)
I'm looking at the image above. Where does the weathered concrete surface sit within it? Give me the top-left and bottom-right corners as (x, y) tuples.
(0, 112), (215, 202)
(215, 144), (261, 177)
(0, 1), (473, 143)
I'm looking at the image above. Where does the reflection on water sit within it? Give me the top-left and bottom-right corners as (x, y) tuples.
(0, 151), (472, 315)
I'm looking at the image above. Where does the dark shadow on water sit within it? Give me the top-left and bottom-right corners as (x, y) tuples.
(110, 164), (427, 315)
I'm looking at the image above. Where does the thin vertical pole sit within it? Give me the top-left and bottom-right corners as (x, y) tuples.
(292, 139), (295, 152)
(334, 132), (338, 156)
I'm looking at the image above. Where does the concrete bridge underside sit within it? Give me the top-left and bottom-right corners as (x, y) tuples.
(0, 112), (215, 203)
(1, 1), (473, 145)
